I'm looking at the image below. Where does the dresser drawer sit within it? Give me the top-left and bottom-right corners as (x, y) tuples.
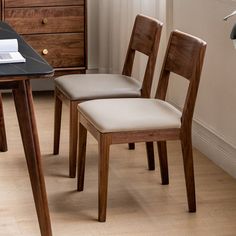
(24, 33), (85, 68)
(5, 0), (84, 7)
(5, 6), (84, 34)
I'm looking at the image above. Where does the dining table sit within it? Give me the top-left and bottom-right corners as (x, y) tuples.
(0, 21), (54, 236)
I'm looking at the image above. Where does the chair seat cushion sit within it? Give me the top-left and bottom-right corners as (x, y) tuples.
(54, 74), (141, 100)
(78, 98), (182, 133)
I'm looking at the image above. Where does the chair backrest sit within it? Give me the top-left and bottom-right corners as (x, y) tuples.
(156, 30), (207, 130)
(122, 14), (163, 98)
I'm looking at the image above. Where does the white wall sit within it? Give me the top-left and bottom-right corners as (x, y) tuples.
(96, 0), (169, 96)
(170, 0), (236, 177)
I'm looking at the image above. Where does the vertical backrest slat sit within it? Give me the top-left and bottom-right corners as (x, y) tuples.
(156, 30), (207, 129)
(122, 14), (163, 98)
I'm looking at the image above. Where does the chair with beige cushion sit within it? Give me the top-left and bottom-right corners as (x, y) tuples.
(77, 30), (207, 222)
(53, 14), (163, 177)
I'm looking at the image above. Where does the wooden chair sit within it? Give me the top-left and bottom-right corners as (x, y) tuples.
(77, 30), (207, 222)
(53, 14), (163, 177)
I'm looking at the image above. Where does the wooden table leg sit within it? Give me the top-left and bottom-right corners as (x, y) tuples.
(13, 80), (52, 236)
(0, 93), (8, 152)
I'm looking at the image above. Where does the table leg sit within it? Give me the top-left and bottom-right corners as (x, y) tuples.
(13, 80), (52, 236)
(0, 93), (8, 152)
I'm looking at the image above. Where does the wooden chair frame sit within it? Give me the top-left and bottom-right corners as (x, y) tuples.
(53, 14), (163, 177)
(77, 30), (207, 222)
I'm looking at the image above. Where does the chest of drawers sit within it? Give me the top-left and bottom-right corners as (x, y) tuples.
(0, 0), (87, 75)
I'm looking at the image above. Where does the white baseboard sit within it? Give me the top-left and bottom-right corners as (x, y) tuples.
(86, 68), (99, 74)
(192, 120), (236, 178)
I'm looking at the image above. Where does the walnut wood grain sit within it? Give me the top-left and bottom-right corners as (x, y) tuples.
(98, 134), (111, 222)
(69, 101), (79, 178)
(53, 90), (62, 155)
(13, 80), (52, 236)
(77, 122), (87, 191)
(54, 14), (163, 178)
(5, 6), (84, 34)
(54, 69), (86, 76)
(23, 33), (85, 68)
(77, 30), (207, 222)
(128, 143), (135, 150)
(5, 0), (84, 7)
(123, 14), (162, 98)
(157, 141), (168, 184)
(0, 1), (3, 19)
(0, 93), (7, 152)
(145, 142), (155, 170)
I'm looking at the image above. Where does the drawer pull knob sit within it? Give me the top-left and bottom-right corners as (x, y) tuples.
(42, 18), (48, 24)
(42, 49), (48, 55)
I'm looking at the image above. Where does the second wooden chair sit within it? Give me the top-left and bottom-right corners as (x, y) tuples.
(53, 14), (163, 177)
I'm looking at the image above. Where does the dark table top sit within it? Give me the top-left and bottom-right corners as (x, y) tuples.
(0, 21), (54, 79)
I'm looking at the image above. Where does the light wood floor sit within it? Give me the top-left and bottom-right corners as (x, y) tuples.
(0, 92), (236, 236)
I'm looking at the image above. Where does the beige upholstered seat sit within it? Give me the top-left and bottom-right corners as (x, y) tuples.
(79, 98), (181, 133)
(53, 14), (163, 177)
(55, 74), (141, 100)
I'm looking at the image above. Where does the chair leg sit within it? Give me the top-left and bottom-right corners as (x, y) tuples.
(98, 135), (111, 222)
(53, 91), (62, 155)
(128, 143), (135, 150)
(69, 101), (78, 178)
(181, 134), (196, 212)
(13, 80), (52, 236)
(146, 142), (155, 170)
(77, 123), (87, 192)
(0, 93), (7, 152)
(157, 141), (169, 185)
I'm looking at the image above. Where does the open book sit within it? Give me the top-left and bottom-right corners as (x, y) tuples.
(0, 39), (26, 64)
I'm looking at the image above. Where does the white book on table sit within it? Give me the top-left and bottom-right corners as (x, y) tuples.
(0, 39), (26, 64)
